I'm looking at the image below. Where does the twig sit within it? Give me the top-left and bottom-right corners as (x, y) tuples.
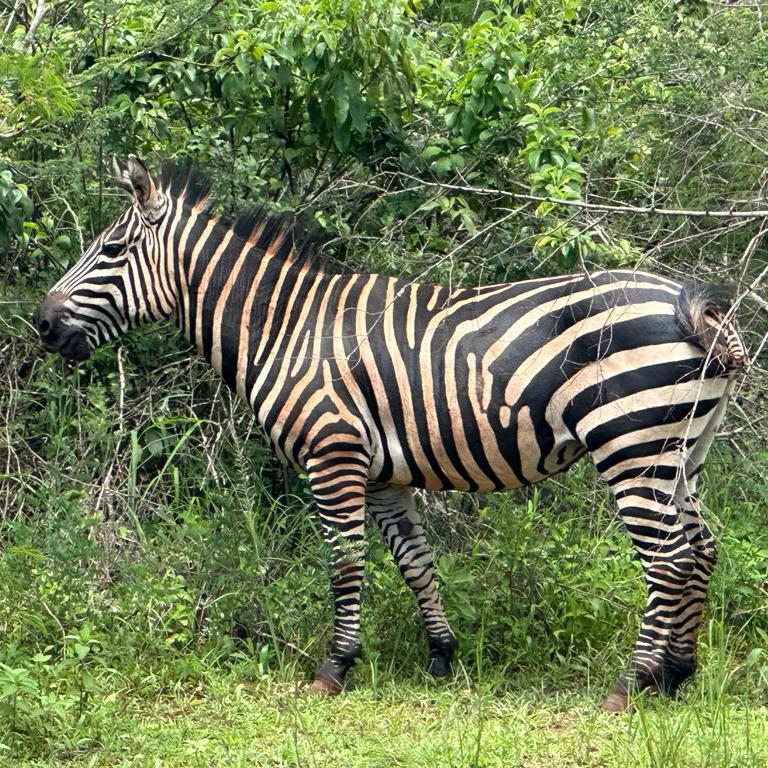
(0, 116), (41, 140)
(748, 291), (768, 314)
(59, 194), (84, 253)
(2, 0), (21, 34)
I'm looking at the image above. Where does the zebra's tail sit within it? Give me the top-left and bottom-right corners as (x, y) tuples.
(676, 282), (747, 372)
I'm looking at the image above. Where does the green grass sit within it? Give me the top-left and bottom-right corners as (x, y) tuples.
(8, 665), (768, 768)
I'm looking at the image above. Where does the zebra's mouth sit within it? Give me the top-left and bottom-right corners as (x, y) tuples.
(41, 326), (92, 362)
(38, 292), (92, 361)
(58, 333), (92, 361)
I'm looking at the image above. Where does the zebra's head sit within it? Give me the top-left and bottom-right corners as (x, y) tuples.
(38, 156), (174, 361)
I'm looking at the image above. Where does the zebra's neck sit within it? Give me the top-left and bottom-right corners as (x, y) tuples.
(172, 204), (322, 399)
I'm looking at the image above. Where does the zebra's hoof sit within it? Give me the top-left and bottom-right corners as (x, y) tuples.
(427, 653), (453, 680)
(601, 690), (630, 713)
(308, 676), (343, 696)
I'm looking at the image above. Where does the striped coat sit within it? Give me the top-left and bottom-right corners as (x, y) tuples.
(38, 158), (746, 711)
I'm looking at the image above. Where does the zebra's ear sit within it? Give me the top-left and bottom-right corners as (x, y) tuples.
(125, 155), (161, 213)
(111, 156), (135, 197)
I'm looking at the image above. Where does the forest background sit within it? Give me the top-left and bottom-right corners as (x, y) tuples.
(1, 1), (767, 766)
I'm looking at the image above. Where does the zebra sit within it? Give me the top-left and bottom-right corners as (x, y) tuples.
(37, 157), (747, 712)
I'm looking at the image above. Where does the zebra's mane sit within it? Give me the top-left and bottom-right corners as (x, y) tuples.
(159, 161), (214, 209)
(158, 162), (326, 271)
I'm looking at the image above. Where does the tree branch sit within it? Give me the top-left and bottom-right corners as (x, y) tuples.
(21, 0), (47, 51)
(2, 0), (22, 34)
(392, 173), (768, 220)
(0, 115), (41, 139)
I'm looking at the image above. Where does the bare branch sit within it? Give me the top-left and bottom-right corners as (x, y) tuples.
(0, 115), (41, 140)
(2, 0), (22, 34)
(391, 173), (768, 220)
(21, 0), (47, 51)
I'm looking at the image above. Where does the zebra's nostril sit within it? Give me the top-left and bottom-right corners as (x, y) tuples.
(39, 319), (51, 335)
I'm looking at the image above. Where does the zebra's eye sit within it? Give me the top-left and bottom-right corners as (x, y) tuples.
(101, 242), (124, 257)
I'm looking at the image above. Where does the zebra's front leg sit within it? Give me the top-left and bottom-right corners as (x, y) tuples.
(307, 458), (369, 696)
(366, 483), (458, 679)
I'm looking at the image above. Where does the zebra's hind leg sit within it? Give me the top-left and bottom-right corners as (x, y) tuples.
(663, 488), (716, 696)
(663, 387), (729, 696)
(366, 483), (458, 679)
(307, 457), (370, 696)
(665, 494), (717, 696)
(599, 453), (697, 712)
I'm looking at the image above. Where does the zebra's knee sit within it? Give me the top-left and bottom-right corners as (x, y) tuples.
(697, 537), (717, 571)
(645, 542), (697, 591)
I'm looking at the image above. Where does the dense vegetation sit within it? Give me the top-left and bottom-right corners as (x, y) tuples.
(1, 0), (767, 764)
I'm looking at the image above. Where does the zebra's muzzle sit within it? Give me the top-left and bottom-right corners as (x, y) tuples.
(37, 292), (92, 362)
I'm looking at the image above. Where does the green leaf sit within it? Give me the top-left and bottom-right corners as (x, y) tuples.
(421, 145), (443, 160)
(526, 149), (542, 169)
(74, 642), (90, 660)
(81, 670), (100, 693)
(349, 98), (367, 134)
(333, 118), (351, 152)
(333, 78), (349, 125)
(581, 106), (596, 132)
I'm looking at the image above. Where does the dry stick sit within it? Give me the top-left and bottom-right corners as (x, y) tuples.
(733, 218), (768, 365)
(0, 116), (41, 140)
(2, 0), (20, 34)
(749, 291), (768, 314)
(59, 194), (85, 254)
(739, 220), (768, 266)
(392, 173), (768, 219)
(95, 346), (126, 517)
(743, 291), (768, 378)
(727, 229), (768, 398)
(644, 218), (755, 257)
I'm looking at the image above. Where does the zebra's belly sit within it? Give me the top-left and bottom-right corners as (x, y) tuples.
(377, 426), (587, 492)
